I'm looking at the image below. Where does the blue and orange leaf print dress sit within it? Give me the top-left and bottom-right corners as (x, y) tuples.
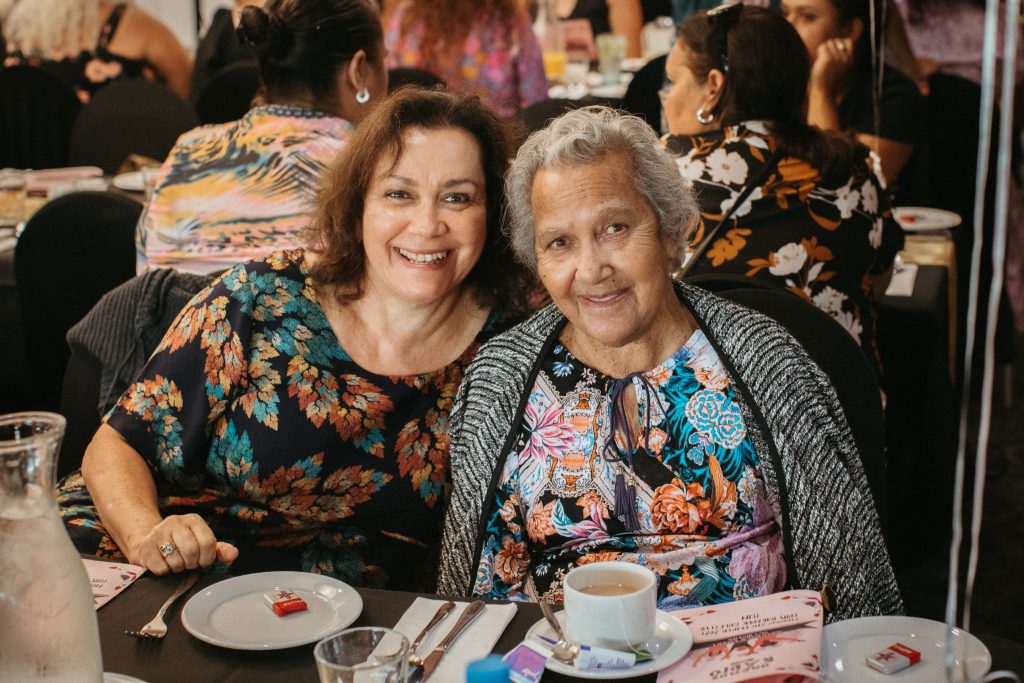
(472, 329), (787, 607)
(58, 250), (499, 589)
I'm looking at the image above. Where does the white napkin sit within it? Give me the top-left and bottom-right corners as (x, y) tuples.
(394, 597), (517, 680)
(885, 262), (919, 297)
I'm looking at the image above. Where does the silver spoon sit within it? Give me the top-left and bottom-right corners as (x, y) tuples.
(539, 599), (579, 664)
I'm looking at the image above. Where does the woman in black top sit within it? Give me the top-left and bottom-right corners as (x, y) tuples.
(2, 0), (191, 101)
(781, 0), (923, 183)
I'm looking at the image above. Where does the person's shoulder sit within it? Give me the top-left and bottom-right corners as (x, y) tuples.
(881, 64), (922, 100)
(463, 306), (563, 375)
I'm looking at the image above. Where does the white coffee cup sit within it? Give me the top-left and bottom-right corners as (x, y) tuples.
(562, 561), (657, 650)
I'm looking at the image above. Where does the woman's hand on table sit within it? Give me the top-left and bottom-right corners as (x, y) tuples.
(128, 513), (238, 576)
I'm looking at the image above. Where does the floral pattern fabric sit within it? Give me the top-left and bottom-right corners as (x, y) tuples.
(59, 250), (497, 589)
(667, 122), (902, 375)
(385, 3), (549, 119)
(136, 105), (352, 275)
(472, 329), (786, 608)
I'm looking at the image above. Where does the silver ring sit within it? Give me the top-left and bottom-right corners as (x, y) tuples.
(159, 542), (176, 558)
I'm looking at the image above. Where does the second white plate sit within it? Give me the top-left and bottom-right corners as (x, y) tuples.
(525, 609), (693, 679)
(821, 615), (991, 682)
(893, 206), (962, 232)
(181, 571), (363, 650)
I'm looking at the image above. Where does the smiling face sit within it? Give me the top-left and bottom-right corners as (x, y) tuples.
(780, 0), (848, 57)
(531, 154), (681, 356)
(360, 126), (487, 307)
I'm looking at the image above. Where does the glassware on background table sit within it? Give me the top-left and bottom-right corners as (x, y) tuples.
(534, 0), (568, 83)
(0, 412), (104, 683)
(641, 16), (676, 60)
(314, 627), (409, 683)
(596, 33), (628, 85)
(0, 169), (27, 230)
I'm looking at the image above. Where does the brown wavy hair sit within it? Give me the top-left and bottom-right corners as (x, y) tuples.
(307, 86), (533, 319)
(397, 0), (525, 74)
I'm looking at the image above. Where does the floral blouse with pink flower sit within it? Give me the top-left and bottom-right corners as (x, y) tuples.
(472, 328), (786, 608)
(384, 3), (548, 119)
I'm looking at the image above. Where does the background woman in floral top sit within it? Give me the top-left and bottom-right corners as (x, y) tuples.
(384, 0), (548, 119)
(661, 5), (902, 377)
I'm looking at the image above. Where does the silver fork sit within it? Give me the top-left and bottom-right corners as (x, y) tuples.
(125, 572), (199, 639)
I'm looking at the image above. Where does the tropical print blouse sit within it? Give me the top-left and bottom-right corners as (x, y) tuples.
(59, 250), (498, 589)
(136, 105), (351, 275)
(666, 122), (903, 376)
(385, 3), (548, 118)
(472, 329), (786, 608)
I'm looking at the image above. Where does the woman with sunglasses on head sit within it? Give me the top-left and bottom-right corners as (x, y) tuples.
(662, 4), (902, 379)
(781, 0), (923, 183)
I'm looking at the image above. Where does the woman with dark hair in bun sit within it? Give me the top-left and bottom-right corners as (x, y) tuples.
(136, 0), (388, 275)
(60, 87), (533, 588)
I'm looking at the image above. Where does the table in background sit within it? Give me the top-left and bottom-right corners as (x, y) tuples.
(97, 573), (655, 683)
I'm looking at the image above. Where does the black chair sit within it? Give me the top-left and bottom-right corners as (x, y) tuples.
(717, 288), (889, 528)
(517, 98), (587, 135)
(682, 272), (787, 295)
(14, 191), (141, 412)
(67, 79), (198, 173)
(387, 67), (445, 92)
(0, 65), (82, 169)
(194, 62), (260, 125)
(620, 54), (666, 133)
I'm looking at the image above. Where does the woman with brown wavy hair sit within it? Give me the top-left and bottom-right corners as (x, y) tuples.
(63, 88), (532, 589)
(383, 0), (548, 118)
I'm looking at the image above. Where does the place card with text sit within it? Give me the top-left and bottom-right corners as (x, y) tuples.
(82, 558), (145, 609)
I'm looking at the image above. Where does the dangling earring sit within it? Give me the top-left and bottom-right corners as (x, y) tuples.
(355, 88), (370, 105)
(696, 107), (714, 125)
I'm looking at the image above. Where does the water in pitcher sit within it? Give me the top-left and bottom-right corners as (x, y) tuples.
(0, 414), (103, 683)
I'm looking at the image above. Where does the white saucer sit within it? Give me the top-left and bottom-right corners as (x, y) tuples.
(893, 206), (962, 232)
(525, 609), (693, 680)
(821, 616), (991, 682)
(112, 171), (145, 192)
(104, 674), (148, 683)
(180, 571), (363, 650)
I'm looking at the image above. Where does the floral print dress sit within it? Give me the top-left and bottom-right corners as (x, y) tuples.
(59, 250), (497, 589)
(667, 122), (903, 376)
(385, 3), (548, 118)
(472, 329), (786, 608)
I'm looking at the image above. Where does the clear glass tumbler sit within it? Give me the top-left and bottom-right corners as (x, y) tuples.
(314, 627), (410, 683)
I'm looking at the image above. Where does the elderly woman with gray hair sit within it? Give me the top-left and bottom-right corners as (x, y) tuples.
(436, 106), (901, 621)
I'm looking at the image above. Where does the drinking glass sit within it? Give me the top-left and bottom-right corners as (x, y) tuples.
(314, 627), (409, 683)
(596, 34), (628, 85)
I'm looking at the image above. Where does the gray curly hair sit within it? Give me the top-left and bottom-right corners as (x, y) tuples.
(504, 106), (698, 272)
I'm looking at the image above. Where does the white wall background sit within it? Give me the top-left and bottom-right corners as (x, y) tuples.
(133, 0), (232, 52)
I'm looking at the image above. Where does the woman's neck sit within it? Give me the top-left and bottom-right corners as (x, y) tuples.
(320, 278), (489, 376)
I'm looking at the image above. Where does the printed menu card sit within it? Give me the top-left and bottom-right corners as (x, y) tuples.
(658, 589), (824, 683)
(82, 558), (145, 609)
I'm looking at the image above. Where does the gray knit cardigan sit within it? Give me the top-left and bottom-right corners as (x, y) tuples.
(437, 282), (903, 621)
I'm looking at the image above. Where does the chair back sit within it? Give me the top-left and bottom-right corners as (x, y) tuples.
(717, 288), (889, 527)
(619, 54), (666, 133)
(0, 65), (82, 169)
(67, 79), (198, 173)
(682, 272), (786, 294)
(14, 191), (141, 411)
(194, 62), (260, 125)
(387, 67), (445, 91)
(517, 98), (587, 136)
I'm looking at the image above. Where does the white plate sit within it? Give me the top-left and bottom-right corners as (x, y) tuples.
(104, 674), (148, 683)
(822, 616), (991, 682)
(180, 571), (363, 650)
(112, 171), (145, 192)
(525, 609), (693, 680)
(588, 83), (628, 99)
(893, 206), (962, 232)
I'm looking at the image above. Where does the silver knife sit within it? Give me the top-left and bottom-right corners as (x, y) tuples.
(410, 601), (455, 658)
(419, 600), (486, 681)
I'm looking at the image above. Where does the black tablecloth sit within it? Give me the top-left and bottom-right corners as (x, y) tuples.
(96, 573), (656, 683)
(876, 265), (960, 567)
